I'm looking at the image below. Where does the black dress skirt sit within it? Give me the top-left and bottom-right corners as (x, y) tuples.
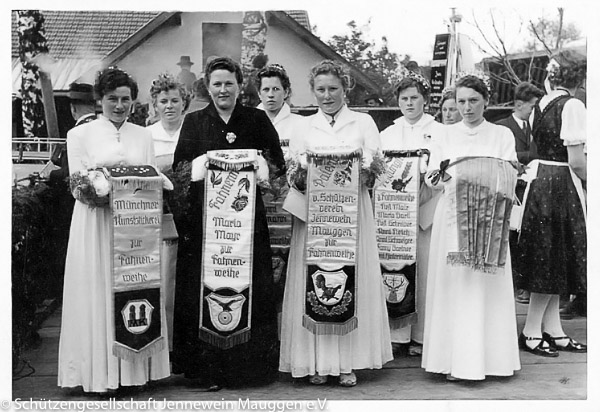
(171, 102), (285, 387)
(514, 95), (586, 295)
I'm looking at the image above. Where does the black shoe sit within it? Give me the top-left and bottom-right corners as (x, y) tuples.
(515, 290), (530, 304)
(542, 332), (587, 353)
(518, 332), (558, 357)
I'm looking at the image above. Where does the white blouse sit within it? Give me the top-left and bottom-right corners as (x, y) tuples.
(147, 121), (182, 171)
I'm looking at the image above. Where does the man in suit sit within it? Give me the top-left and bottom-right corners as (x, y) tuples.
(48, 82), (97, 185)
(496, 82), (544, 164)
(496, 81), (544, 304)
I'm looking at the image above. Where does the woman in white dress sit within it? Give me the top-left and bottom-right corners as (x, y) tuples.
(58, 67), (170, 393)
(422, 74), (521, 381)
(279, 60), (392, 387)
(379, 73), (443, 357)
(255, 63), (303, 143)
(147, 73), (190, 172)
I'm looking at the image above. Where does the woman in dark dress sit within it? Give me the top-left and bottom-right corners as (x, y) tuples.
(516, 50), (587, 357)
(171, 57), (285, 390)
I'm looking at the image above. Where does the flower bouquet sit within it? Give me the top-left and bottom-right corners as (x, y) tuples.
(286, 156), (307, 194)
(360, 151), (387, 189)
(69, 168), (111, 208)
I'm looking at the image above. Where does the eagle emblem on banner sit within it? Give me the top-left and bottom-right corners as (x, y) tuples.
(311, 270), (347, 305)
(382, 273), (409, 303)
(121, 299), (154, 334)
(206, 293), (246, 332)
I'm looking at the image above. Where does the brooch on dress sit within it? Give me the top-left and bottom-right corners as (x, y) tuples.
(423, 134), (432, 140)
(226, 132), (237, 144)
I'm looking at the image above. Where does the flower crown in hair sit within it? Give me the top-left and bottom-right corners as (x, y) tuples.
(152, 72), (176, 87)
(545, 58), (560, 82)
(393, 66), (431, 93)
(267, 63), (287, 74)
(456, 70), (492, 95)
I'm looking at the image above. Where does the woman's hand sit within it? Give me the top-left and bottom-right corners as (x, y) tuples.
(191, 154), (208, 182)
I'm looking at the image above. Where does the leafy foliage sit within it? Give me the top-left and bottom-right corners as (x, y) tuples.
(326, 20), (409, 105)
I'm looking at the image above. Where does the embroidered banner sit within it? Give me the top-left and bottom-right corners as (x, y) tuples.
(262, 141), (292, 302)
(200, 150), (258, 349)
(110, 165), (164, 361)
(373, 151), (422, 329)
(447, 157), (516, 273)
(303, 148), (361, 335)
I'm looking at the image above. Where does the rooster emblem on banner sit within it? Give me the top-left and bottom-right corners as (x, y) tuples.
(311, 270), (347, 305)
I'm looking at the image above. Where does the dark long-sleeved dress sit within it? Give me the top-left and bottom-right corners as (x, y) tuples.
(171, 101), (285, 387)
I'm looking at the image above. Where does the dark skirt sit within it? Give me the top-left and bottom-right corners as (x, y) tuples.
(515, 164), (586, 295)
(171, 192), (279, 387)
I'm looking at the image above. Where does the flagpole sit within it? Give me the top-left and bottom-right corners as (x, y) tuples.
(447, 8), (462, 87)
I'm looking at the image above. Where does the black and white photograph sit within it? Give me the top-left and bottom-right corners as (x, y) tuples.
(6, 1), (597, 411)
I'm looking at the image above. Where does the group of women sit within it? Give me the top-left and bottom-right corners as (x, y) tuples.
(57, 50), (586, 394)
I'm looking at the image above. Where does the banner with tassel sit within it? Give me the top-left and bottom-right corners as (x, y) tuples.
(303, 147), (361, 335)
(199, 149), (258, 349)
(373, 150), (422, 329)
(110, 165), (165, 361)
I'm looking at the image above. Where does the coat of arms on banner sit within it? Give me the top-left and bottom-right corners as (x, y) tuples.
(206, 292), (247, 332)
(122, 299), (154, 334)
(310, 270), (348, 306)
(382, 273), (409, 304)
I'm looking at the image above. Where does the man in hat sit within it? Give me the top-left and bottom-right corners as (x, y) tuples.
(176, 55), (197, 93)
(364, 93), (383, 107)
(48, 82), (97, 185)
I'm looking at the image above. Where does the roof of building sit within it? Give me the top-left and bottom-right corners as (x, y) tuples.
(11, 10), (311, 59)
(11, 10), (380, 97)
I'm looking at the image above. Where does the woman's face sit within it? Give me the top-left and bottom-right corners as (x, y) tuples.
(259, 76), (288, 115)
(101, 86), (132, 127)
(456, 86), (487, 127)
(155, 89), (184, 124)
(312, 73), (345, 115)
(441, 98), (462, 125)
(208, 69), (240, 112)
(398, 86), (425, 124)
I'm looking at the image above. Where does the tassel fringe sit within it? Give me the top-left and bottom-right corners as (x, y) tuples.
(111, 177), (163, 191)
(112, 337), (165, 361)
(199, 329), (251, 350)
(302, 315), (358, 336)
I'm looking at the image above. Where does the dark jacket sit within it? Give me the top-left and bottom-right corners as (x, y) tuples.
(496, 114), (537, 164)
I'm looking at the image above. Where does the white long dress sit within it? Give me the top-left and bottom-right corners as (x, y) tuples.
(279, 106), (393, 377)
(421, 120), (521, 380)
(380, 113), (443, 345)
(58, 116), (170, 392)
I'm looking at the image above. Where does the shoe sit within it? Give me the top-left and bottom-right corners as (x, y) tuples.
(408, 341), (423, 357)
(515, 290), (530, 304)
(542, 332), (587, 353)
(446, 374), (461, 381)
(309, 373), (328, 385)
(339, 372), (357, 387)
(518, 332), (558, 357)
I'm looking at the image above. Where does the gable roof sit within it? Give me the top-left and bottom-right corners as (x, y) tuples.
(11, 10), (311, 59)
(11, 10), (162, 59)
(11, 10), (378, 97)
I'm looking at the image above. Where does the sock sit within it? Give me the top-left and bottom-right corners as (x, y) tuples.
(522, 292), (552, 349)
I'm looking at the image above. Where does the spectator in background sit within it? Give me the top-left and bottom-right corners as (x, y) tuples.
(187, 78), (211, 113)
(496, 82), (544, 165)
(48, 82), (97, 185)
(175, 55), (197, 93)
(364, 93), (383, 107)
(438, 88), (462, 125)
(496, 82), (544, 305)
